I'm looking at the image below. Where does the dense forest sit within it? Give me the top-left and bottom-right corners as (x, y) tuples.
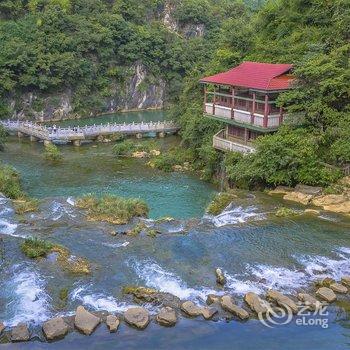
(0, 0), (349, 189)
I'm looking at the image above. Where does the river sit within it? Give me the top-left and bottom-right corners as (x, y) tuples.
(0, 111), (350, 349)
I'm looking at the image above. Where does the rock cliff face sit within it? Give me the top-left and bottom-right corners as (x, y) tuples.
(5, 1), (204, 122)
(8, 63), (165, 121)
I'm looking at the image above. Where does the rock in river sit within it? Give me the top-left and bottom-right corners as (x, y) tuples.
(220, 295), (249, 320)
(206, 294), (221, 305)
(156, 307), (177, 327)
(330, 283), (348, 294)
(181, 301), (203, 317)
(43, 317), (69, 341)
(74, 306), (100, 335)
(11, 323), (30, 342)
(0, 322), (4, 334)
(124, 307), (150, 330)
(244, 292), (269, 314)
(266, 290), (298, 314)
(201, 307), (218, 320)
(297, 293), (319, 310)
(341, 276), (350, 288)
(106, 315), (120, 332)
(215, 268), (226, 286)
(316, 287), (337, 303)
(283, 192), (313, 205)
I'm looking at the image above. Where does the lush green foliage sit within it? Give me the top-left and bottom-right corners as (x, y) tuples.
(150, 147), (194, 172)
(0, 0), (250, 116)
(21, 237), (53, 258)
(225, 127), (342, 188)
(0, 126), (7, 151)
(44, 143), (63, 162)
(206, 192), (236, 215)
(176, 0), (350, 188)
(75, 194), (149, 224)
(113, 139), (159, 157)
(0, 163), (24, 199)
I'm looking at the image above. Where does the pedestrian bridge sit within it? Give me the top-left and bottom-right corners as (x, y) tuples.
(1, 120), (180, 146)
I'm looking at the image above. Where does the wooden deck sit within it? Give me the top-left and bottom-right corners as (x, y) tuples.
(1, 120), (180, 145)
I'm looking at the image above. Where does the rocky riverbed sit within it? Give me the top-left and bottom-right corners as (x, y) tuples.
(1, 138), (350, 349)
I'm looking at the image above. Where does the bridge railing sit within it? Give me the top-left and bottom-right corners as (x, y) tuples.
(1, 119), (179, 141)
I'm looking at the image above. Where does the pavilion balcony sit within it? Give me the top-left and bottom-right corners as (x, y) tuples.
(204, 102), (282, 131)
(213, 129), (256, 154)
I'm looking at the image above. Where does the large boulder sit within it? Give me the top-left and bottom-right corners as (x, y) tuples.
(316, 287), (337, 303)
(0, 322), (4, 334)
(312, 195), (346, 207)
(215, 268), (226, 286)
(181, 301), (202, 317)
(330, 283), (348, 294)
(201, 307), (218, 320)
(74, 306), (100, 335)
(297, 293), (319, 310)
(156, 307), (177, 327)
(106, 315), (120, 333)
(43, 317), (69, 341)
(283, 192), (313, 205)
(341, 276), (350, 287)
(206, 294), (221, 305)
(124, 307), (150, 330)
(11, 323), (30, 342)
(123, 286), (180, 309)
(323, 201), (350, 214)
(244, 292), (268, 314)
(266, 290), (298, 314)
(295, 184), (323, 196)
(220, 295), (249, 320)
(268, 186), (293, 196)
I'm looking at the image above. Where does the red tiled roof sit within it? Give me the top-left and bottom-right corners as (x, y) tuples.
(200, 61), (294, 91)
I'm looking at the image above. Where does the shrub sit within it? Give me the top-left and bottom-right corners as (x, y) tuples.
(113, 139), (135, 157)
(76, 194), (149, 224)
(20, 237), (53, 259)
(13, 198), (39, 214)
(206, 192), (236, 215)
(0, 163), (24, 199)
(113, 139), (160, 157)
(44, 143), (63, 162)
(275, 207), (298, 218)
(150, 147), (194, 172)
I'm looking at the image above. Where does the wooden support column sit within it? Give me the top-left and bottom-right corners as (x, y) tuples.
(244, 128), (248, 145)
(231, 87), (235, 119)
(251, 92), (256, 125)
(213, 86), (216, 116)
(263, 94), (269, 128)
(279, 107), (284, 125)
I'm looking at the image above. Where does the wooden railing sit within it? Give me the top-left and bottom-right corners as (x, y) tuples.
(204, 103), (282, 129)
(213, 130), (255, 154)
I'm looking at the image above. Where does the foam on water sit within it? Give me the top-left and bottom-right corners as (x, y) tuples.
(50, 201), (76, 221)
(224, 272), (263, 295)
(166, 223), (185, 233)
(208, 205), (265, 227)
(0, 201), (21, 237)
(247, 264), (308, 292)
(66, 197), (75, 206)
(4, 265), (51, 327)
(296, 247), (350, 280)
(71, 285), (132, 312)
(102, 241), (130, 248)
(130, 259), (216, 302)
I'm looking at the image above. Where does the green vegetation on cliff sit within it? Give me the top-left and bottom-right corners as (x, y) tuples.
(175, 0), (350, 188)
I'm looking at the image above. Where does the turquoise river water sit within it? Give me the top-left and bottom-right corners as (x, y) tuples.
(0, 111), (350, 349)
